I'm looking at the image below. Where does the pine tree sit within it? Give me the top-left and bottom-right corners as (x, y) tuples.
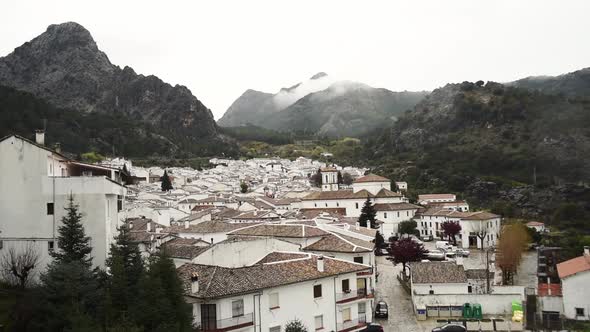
(285, 319), (308, 332)
(51, 195), (93, 267)
(105, 223), (144, 326)
(358, 197), (377, 229)
(374, 231), (386, 249)
(134, 252), (192, 331)
(161, 170), (173, 192)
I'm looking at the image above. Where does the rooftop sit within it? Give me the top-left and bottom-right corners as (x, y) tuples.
(353, 174), (390, 183)
(557, 254), (590, 279)
(228, 224), (328, 238)
(411, 262), (468, 284)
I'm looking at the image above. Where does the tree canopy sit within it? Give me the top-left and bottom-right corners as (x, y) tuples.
(161, 170), (173, 192)
(358, 197), (377, 229)
(441, 221), (462, 245)
(389, 238), (427, 278)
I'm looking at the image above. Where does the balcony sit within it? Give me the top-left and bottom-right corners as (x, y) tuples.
(337, 314), (366, 332)
(200, 313), (254, 332)
(336, 288), (374, 304)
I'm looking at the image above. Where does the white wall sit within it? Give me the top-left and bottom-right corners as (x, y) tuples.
(562, 271), (590, 320)
(193, 239), (300, 268)
(412, 292), (525, 315)
(352, 181), (390, 195)
(412, 283), (469, 295)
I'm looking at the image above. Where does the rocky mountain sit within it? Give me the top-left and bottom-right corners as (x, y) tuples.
(218, 73), (428, 137)
(510, 67), (590, 97)
(366, 80), (590, 216)
(0, 22), (234, 157)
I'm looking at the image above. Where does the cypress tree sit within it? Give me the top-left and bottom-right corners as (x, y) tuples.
(161, 170), (173, 192)
(51, 195), (93, 266)
(358, 197), (377, 229)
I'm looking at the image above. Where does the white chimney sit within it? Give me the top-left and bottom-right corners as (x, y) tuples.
(355, 222), (360, 231)
(35, 130), (45, 145)
(191, 272), (199, 293)
(317, 255), (325, 272)
(184, 220), (190, 229)
(146, 222), (151, 232)
(456, 256), (464, 266)
(54, 143), (61, 153)
(584, 246), (590, 256)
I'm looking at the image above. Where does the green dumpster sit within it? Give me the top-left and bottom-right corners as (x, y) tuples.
(511, 300), (522, 313)
(462, 303), (472, 318)
(472, 303), (483, 319)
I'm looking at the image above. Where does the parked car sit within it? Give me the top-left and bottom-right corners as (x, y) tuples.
(426, 250), (445, 261)
(455, 248), (470, 257)
(374, 248), (389, 256)
(445, 252), (456, 260)
(360, 323), (384, 332)
(374, 301), (388, 318)
(436, 241), (453, 250)
(421, 235), (434, 242)
(432, 323), (467, 332)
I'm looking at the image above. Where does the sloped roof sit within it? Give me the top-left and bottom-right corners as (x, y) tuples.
(557, 255), (590, 279)
(228, 224), (328, 238)
(177, 253), (370, 299)
(303, 233), (373, 253)
(411, 262), (467, 284)
(374, 188), (403, 198)
(165, 220), (258, 234)
(373, 203), (421, 211)
(418, 194), (456, 200)
(302, 189), (373, 201)
(353, 174), (390, 183)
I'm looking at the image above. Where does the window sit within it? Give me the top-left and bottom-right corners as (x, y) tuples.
(429, 290), (434, 295)
(313, 284), (322, 298)
(336, 202), (339, 207)
(325, 203), (328, 207)
(353, 256), (364, 264)
(269, 293), (279, 309)
(397, 212), (400, 218)
(358, 302), (366, 314)
(576, 308), (585, 316)
(47, 203), (54, 215)
(0, 240), (3, 250)
(314, 315), (324, 330)
(48, 241), (55, 252)
(232, 299), (244, 317)
(117, 195), (123, 212)
(314, 203), (317, 207)
(384, 212), (387, 218)
(468, 285), (473, 293)
(342, 308), (351, 321)
(342, 279), (350, 293)
(270, 326), (281, 332)
(355, 203), (359, 209)
(407, 211), (410, 216)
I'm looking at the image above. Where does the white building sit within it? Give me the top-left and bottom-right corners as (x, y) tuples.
(417, 209), (501, 249)
(320, 167), (339, 192)
(526, 221), (546, 233)
(178, 252), (374, 332)
(418, 194), (457, 205)
(0, 134), (126, 271)
(557, 247), (590, 321)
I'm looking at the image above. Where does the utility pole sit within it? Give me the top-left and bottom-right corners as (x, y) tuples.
(486, 248), (491, 294)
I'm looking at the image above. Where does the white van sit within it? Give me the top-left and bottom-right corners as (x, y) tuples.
(436, 241), (452, 250)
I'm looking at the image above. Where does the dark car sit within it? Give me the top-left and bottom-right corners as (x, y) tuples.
(432, 323), (467, 332)
(374, 301), (388, 318)
(359, 323), (384, 332)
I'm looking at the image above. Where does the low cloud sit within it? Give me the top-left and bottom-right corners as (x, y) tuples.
(272, 73), (338, 109)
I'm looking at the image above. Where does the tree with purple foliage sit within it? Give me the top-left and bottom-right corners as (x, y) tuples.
(441, 221), (462, 245)
(389, 238), (427, 278)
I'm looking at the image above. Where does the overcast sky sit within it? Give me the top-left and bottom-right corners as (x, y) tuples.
(1, 0), (589, 119)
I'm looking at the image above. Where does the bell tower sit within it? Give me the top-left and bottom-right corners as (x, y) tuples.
(320, 167), (339, 191)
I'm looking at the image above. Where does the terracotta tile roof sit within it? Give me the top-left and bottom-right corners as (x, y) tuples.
(320, 166), (338, 172)
(231, 210), (279, 220)
(459, 211), (500, 220)
(178, 198), (200, 204)
(353, 174), (390, 183)
(165, 220), (258, 234)
(300, 208), (347, 219)
(303, 234), (373, 253)
(211, 207), (241, 220)
(419, 208), (499, 220)
(373, 203), (421, 211)
(256, 252), (309, 264)
(411, 262), (467, 284)
(177, 253), (370, 299)
(526, 221), (545, 226)
(557, 255), (590, 279)
(228, 224), (328, 238)
(161, 241), (210, 259)
(180, 208), (214, 222)
(302, 189), (373, 201)
(374, 188), (402, 198)
(538, 283), (562, 296)
(465, 269), (495, 280)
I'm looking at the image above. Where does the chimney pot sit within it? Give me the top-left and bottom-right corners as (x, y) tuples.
(317, 255), (325, 272)
(146, 222), (151, 232)
(191, 272), (199, 293)
(35, 130), (45, 145)
(584, 246), (590, 256)
(184, 220), (190, 229)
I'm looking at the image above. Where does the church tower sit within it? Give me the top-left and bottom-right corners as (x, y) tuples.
(321, 167), (339, 191)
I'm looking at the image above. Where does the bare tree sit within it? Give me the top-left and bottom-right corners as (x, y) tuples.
(0, 242), (40, 288)
(474, 221), (488, 249)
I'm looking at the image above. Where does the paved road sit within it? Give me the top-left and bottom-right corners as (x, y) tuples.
(374, 256), (423, 332)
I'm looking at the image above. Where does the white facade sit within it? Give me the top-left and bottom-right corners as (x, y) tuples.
(352, 181), (390, 195)
(321, 169), (339, 192)
(0, 135), (126, 272)
(561, 269), (590, 320)
(417, 212), (501, 249)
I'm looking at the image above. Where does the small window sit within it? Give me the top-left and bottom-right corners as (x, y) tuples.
(313, 284), (322, 298)
(342, 279), (350, 292)
(314, 203), (317, 207)
(269, 293), (279, 309)
(270, 326), (281, 332)
(48, 241), (55, 252)
(397, 212), (400, 217)
(314, 315), (323, 330)
(576, 307), (585, 316)
(429, 290), (434, 295)
(353, 256), (364, 264)
(47, 203), (54, 215)
(336, 202), (339, 207)
(0, 240), (3, 250)
(232, 299), (244, 317)
(355, 203), (359, 209)
(117, 195), (123, 212)
(325, 203), (328, 207)
(468, 285), (473, 294)
(384, 212), (387, 218)
(358, 302), (366, 314)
